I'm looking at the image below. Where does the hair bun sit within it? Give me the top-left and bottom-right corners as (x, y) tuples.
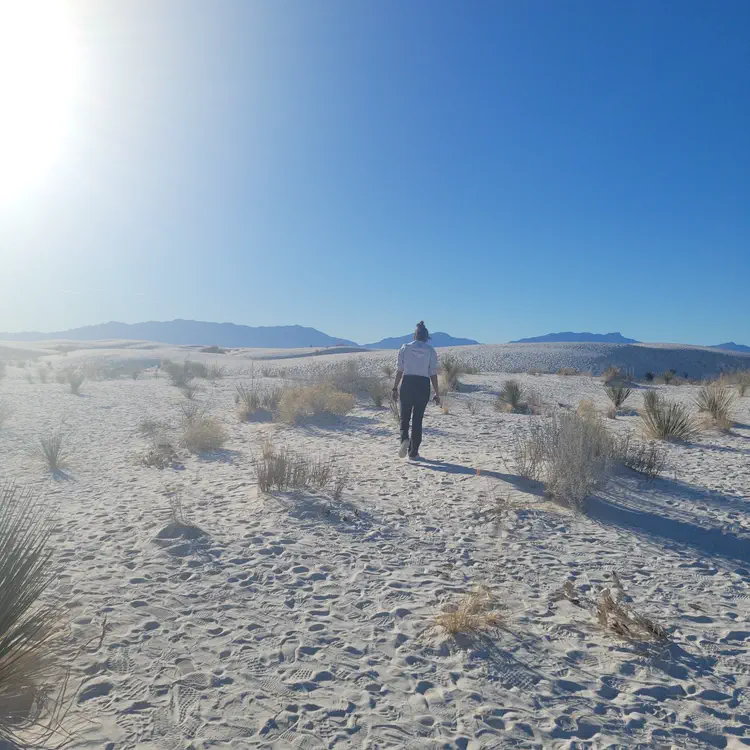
(418, 321), (425, 327)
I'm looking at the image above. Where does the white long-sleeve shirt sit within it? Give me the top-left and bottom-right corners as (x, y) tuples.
(397, 340), (439, 378)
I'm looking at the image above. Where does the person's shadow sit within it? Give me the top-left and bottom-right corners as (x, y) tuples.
(413, 459), (546, 496)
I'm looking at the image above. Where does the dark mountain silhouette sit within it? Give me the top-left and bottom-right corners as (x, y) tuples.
(712, 342), (750, 353)
(511, 331), (639, 344)
(365, 332), (480, 349)
(0, 320), (357, 349)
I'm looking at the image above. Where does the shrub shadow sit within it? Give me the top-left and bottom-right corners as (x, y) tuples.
(197, 449), (242, 464)
(413, 460), (547, 497)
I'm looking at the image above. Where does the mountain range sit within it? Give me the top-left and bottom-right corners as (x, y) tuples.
(511, 331), (640, 344)
(712, 342), (750, 353)
(0, 320), (477, 349)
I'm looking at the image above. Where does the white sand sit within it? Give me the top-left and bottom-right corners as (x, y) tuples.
(1, 343), (749, 748)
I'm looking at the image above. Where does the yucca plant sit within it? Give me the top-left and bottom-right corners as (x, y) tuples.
(604, 382), (632, 409)
(695, 383), (735, 429)
(35, 433), (69, 474)
(499, 379), (524, 411)
(640, 394), (698, 441)
(65, 369), (84, 395)
(440, 355), (465, 391)
(0, 482), (66, 747)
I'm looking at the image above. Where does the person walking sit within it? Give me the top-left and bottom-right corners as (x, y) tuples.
(391, 321), (441, 459)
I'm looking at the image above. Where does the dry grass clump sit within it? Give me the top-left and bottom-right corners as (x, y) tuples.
(277, 384), (354, 424)
(34, 432), (69, 473)
(142, 436), (181, 469)
(235, 382), (280, 421)
(137, 417), (169, 436)
(435, 586), (502, 636)
(575, 399), (599, 421)
(65, 368), (84, 394)
(514, 410), (613, 510)
(181, 383), (201, 400)
(180, 413), (228, 453)
(611, 434), (667, 479)
(466, 398), (479, 415)
(695, 383), (735, 430)
(208, 364), (226, 380)
(596, 588), (667, 641)
(640, 393), (698, 441)
(368, 379), (389, 407)
(604, 381), (632, 409)
(164, 361), (194, 388)
(0, 482), (67, 748)
(325, 360), (372, 395)
(381, 363), (394, 378)
(254, 443), (347, 499)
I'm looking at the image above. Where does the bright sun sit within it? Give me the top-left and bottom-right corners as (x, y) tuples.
(0, 1), (81, 202)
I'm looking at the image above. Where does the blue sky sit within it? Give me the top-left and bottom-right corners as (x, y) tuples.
(1, 0), (748, 345)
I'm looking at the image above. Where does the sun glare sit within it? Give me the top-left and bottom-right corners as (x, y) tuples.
(0, 0), (81, 202)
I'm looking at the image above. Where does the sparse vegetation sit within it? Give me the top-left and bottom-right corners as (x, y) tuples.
(640, 393), (698, 441)
(35, 431), (69, 473)
(662, 369), (676, 384)
(514, 410), (613, 510)
(277, 383), (354, 424)
(381, 363), (394, 378)
(235, 382), (278, 421)
(142, 436), (181, 469)
(200, 345), (227, 354)
(466, 397), (479, 415)
(181, 383), (201, 400)
(368, 379), (388, 407)
(596, 587), (667, 641)
(604, 381), (632, 409)
(496, 379), (524, 412)
(435, 586), (502, 636)
(602, 366), (622, 384)
(645, 371), (655, 382)
(387, 396), (401, 425)
(557, 367), (579, 376)
(611, 434), (667, 479)
(36, 367), (48, 384)
(180, 413), (227, 453)
(695, 383), (735, 430)
(254, 443), (347, 497)
(440, 355), (466, 391)
(137, 417), (169, 436)
(0, 482), (67, 748)
(164, 361), (194, 388)
(65, 368), (85, 394)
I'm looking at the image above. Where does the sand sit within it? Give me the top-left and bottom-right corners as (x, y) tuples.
(1, 343), (749, 749)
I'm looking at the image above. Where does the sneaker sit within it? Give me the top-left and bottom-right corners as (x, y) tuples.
(398, 439), (410, 458)
(408, 452), (421, 461)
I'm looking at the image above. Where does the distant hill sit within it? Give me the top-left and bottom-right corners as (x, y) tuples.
(712, 342), (750, 353)
(365, 332), (480, 349)
(511, 331), (639, 344)
(0, 320), (357, 349)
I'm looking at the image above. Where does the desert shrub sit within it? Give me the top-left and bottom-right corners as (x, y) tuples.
(185, 361), (209, 379)
(604, 382), (632, 409)
(514, 410), (613, 510)
(54, 370), (67, 385)
(0, 482), (66, 747)
(640, 393), (698, 441)
(130, 368), (142, 380)
(602, 366), (622, 383)
(35, 431), (69, 473)
(466, 398), (479, 415)
(643, 389), (660, 413)
(662, 369), (675, 384)
(576, 399), (599, 421)
(180, 414), (227, 453)
(368, 379), (388, 407)
(440, 355), (466, 391)
(65, 369), (84, 394)
(0, 401), (11, 428)
(235, 382), (276, 421)
(0, 362), (5, 379)
(557, 367), (579, 376)
(36, 367), (48, 384)
(137, 417), (169, 436)
(435, 586), (502, 636)
(645, 371), (655, 382)
(254, 443), (346, 496)
(164, 362), (194, 388)
(695, 384), (735, 430)
(181, 383), (201, 400)
(497, 379), (524, 412)
(381, 363), (394, 378)
(277, 384), (354, 424)
(208, 364), (226, 380)
(142, 436), (181, 469)
(200, 345), (227, 354)
(526, 389), (543, 415)
(325, 360), (372, 395)
(596, 588), (667, 641)
(611, 434), (667, 479)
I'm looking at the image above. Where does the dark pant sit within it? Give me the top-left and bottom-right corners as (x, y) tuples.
(399, 375), (431, 455)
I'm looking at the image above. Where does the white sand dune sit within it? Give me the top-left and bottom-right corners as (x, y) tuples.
(1, 343), (749, 748)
